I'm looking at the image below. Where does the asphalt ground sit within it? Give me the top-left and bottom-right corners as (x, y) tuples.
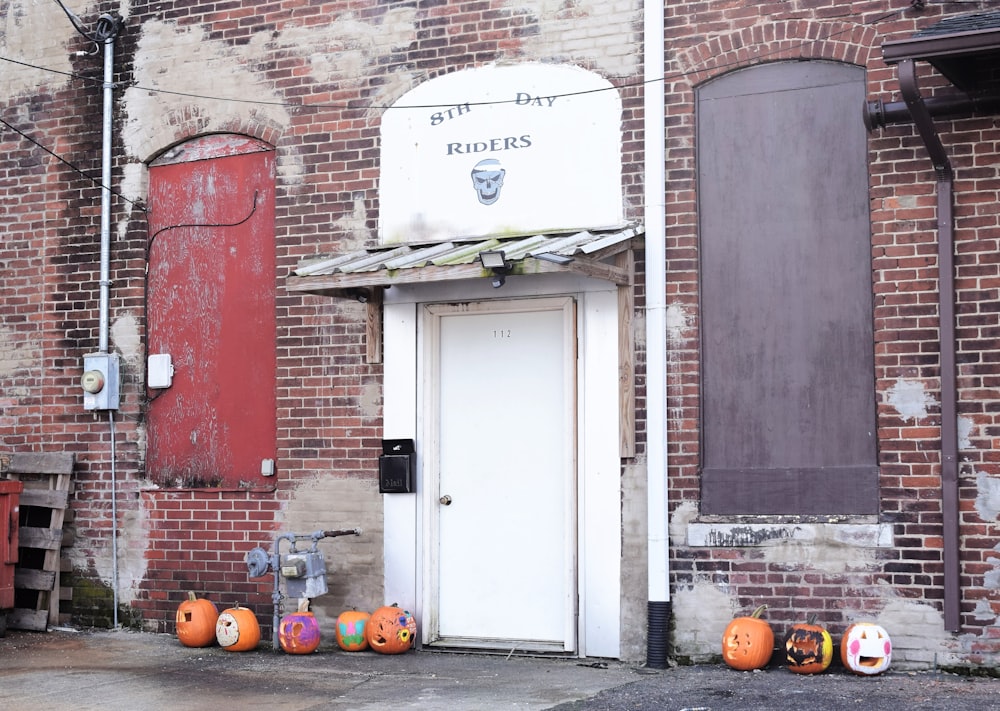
(0, 628), (997, 710)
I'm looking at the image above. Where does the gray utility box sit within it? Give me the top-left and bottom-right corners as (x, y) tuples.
(280, 552), (328, 599)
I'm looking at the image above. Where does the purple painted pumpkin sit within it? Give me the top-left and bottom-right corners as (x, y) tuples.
(279, 599), (321, 654)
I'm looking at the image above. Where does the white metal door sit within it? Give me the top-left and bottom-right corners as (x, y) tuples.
(425, 297), (577, 651)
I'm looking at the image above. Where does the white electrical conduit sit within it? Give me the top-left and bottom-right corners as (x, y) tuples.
(643, 0), (670, 667)
(99, 22), (120, 628)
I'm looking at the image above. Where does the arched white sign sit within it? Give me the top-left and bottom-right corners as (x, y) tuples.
(379, 63), (624, 244)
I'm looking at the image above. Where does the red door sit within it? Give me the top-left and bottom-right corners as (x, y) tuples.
(146, 136), (276, 487)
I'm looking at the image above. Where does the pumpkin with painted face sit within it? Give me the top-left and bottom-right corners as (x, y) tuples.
(279, 599), (321, 654)
(335, 609), (371, 652)
(784, 615), (833, 674)
(840, 622), (892, 675)
(721, 604), (774, 671)
(215, 603), (261, 652)
(366, 604), (417, 654)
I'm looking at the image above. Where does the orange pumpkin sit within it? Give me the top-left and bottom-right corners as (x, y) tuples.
(215, 603), (261, 652)
(335, 609), (371, 652)
(366, 604), (417, 654)
(175, 591), (219, 648)
(784, 614), (833, 674)
(279, 599), (321, 655)
(722, 604), (774, 671)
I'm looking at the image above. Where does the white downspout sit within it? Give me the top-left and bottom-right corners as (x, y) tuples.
(643, 0), (670, 668)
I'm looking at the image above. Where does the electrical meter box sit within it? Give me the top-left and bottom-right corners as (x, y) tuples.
(82, 353), (120, 411)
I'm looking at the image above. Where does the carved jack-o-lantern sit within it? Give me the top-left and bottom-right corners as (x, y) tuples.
(721, 604), (774, 671)
(784, 615), (833, 674)
(366, 604), (417, 654)
(840, 622), (892, 675)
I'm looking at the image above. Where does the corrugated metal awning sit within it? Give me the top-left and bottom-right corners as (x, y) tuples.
(287, 224), (643, 296)
(882, 10), (1000, 93)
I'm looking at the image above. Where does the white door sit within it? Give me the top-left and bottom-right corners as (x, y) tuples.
(425, 297), (577, 652)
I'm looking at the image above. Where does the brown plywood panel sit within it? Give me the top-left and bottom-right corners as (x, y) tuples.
(698, 62), (877, 515)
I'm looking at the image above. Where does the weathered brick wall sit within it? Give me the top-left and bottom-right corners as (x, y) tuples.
(664, 2), (1000, 668)
(1, 0), (643, 637)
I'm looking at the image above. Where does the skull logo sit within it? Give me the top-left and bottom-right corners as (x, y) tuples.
(471, 158), (506, 205)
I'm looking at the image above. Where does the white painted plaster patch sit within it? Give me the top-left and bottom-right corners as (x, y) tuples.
(333, 193), (374, 249)
(119, 163), (148, 207)
(958, 416), (974, 450)
(671, 581), (737, 662)
(985, 556), (1000, 590)
(277, 9), (417, 87)
(665, 302), (692, 346)
(974, 471), (1000, 521)
(871, 598), (964, 669)
(110, 312), (142, 365)
(0, 0), (73, 98)
(359, 381), (381, 417)
(972, 598), (996, 622)
(669, 501), (698, 547)
(885, 378), (935, 422)
(121, 20), (290, 160)
(516, 0), (641, 76)
(0, 326), (39, 376)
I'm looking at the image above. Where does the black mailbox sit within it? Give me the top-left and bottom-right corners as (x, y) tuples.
(379, 438), (414, 493)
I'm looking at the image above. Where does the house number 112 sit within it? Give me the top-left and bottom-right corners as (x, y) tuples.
(493, 329), (511, 339)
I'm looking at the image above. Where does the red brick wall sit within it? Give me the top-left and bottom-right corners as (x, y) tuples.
(664, 2), (1000, 665)
(1, 0), (644, 638)
(4, 0), (998, 666)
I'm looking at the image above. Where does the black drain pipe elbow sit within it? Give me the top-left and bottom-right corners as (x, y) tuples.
(646, 601), (671, 668)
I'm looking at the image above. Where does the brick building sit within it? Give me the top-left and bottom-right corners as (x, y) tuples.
(1, 0), (998, 669)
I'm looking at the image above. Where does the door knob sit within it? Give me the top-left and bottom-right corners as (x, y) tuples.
(439, 494), (452, 506)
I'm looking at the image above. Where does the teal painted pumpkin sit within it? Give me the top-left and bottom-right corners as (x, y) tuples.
(335, 609), (371, 652)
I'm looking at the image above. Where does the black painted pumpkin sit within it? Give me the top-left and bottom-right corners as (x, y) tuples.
(784, 614), (833, 674)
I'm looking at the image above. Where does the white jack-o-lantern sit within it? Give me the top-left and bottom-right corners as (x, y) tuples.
(840, 622), (892, 675)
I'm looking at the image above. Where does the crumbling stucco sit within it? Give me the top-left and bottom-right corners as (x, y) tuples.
(886, 378), (936, 422)
(666, 302), (693, 347)
(671, 580), (738, 663)
(874, 598), (966, 669)
(279, 476), (384, 632)
(121, 20), (291, 161)
(1, 0), (72, 97)
(0, 326), (39, 377)
(974, 470), (1000, 522)
(65, 496), (149, 609)
(110, 311), (142, 367)
(620, 461), (648, 661)
(517, 0), (641, 76)
(1, 2), (133, 99)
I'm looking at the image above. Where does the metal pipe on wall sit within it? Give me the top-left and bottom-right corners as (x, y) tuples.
(98, 17), (117, 355)
(896, 59), (961, 633)
(101, 25), (119, 628)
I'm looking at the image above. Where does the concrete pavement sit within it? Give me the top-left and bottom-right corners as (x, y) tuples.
(0, 628), (997, 710)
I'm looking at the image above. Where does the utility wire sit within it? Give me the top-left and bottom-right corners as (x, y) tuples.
(0, 6), (903, 114)
(0, 6), (903, 204)
(0, 114), (144, 209)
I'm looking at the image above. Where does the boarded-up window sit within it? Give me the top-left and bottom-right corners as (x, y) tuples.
(146, 135), (276, 487)
(698, 62), (877, 515)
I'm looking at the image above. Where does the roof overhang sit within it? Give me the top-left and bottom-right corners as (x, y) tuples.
(881, 11), (1000, 93)
(287, 225), (643, 298)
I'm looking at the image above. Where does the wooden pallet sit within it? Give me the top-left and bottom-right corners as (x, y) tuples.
(6, 452), (74, 631)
